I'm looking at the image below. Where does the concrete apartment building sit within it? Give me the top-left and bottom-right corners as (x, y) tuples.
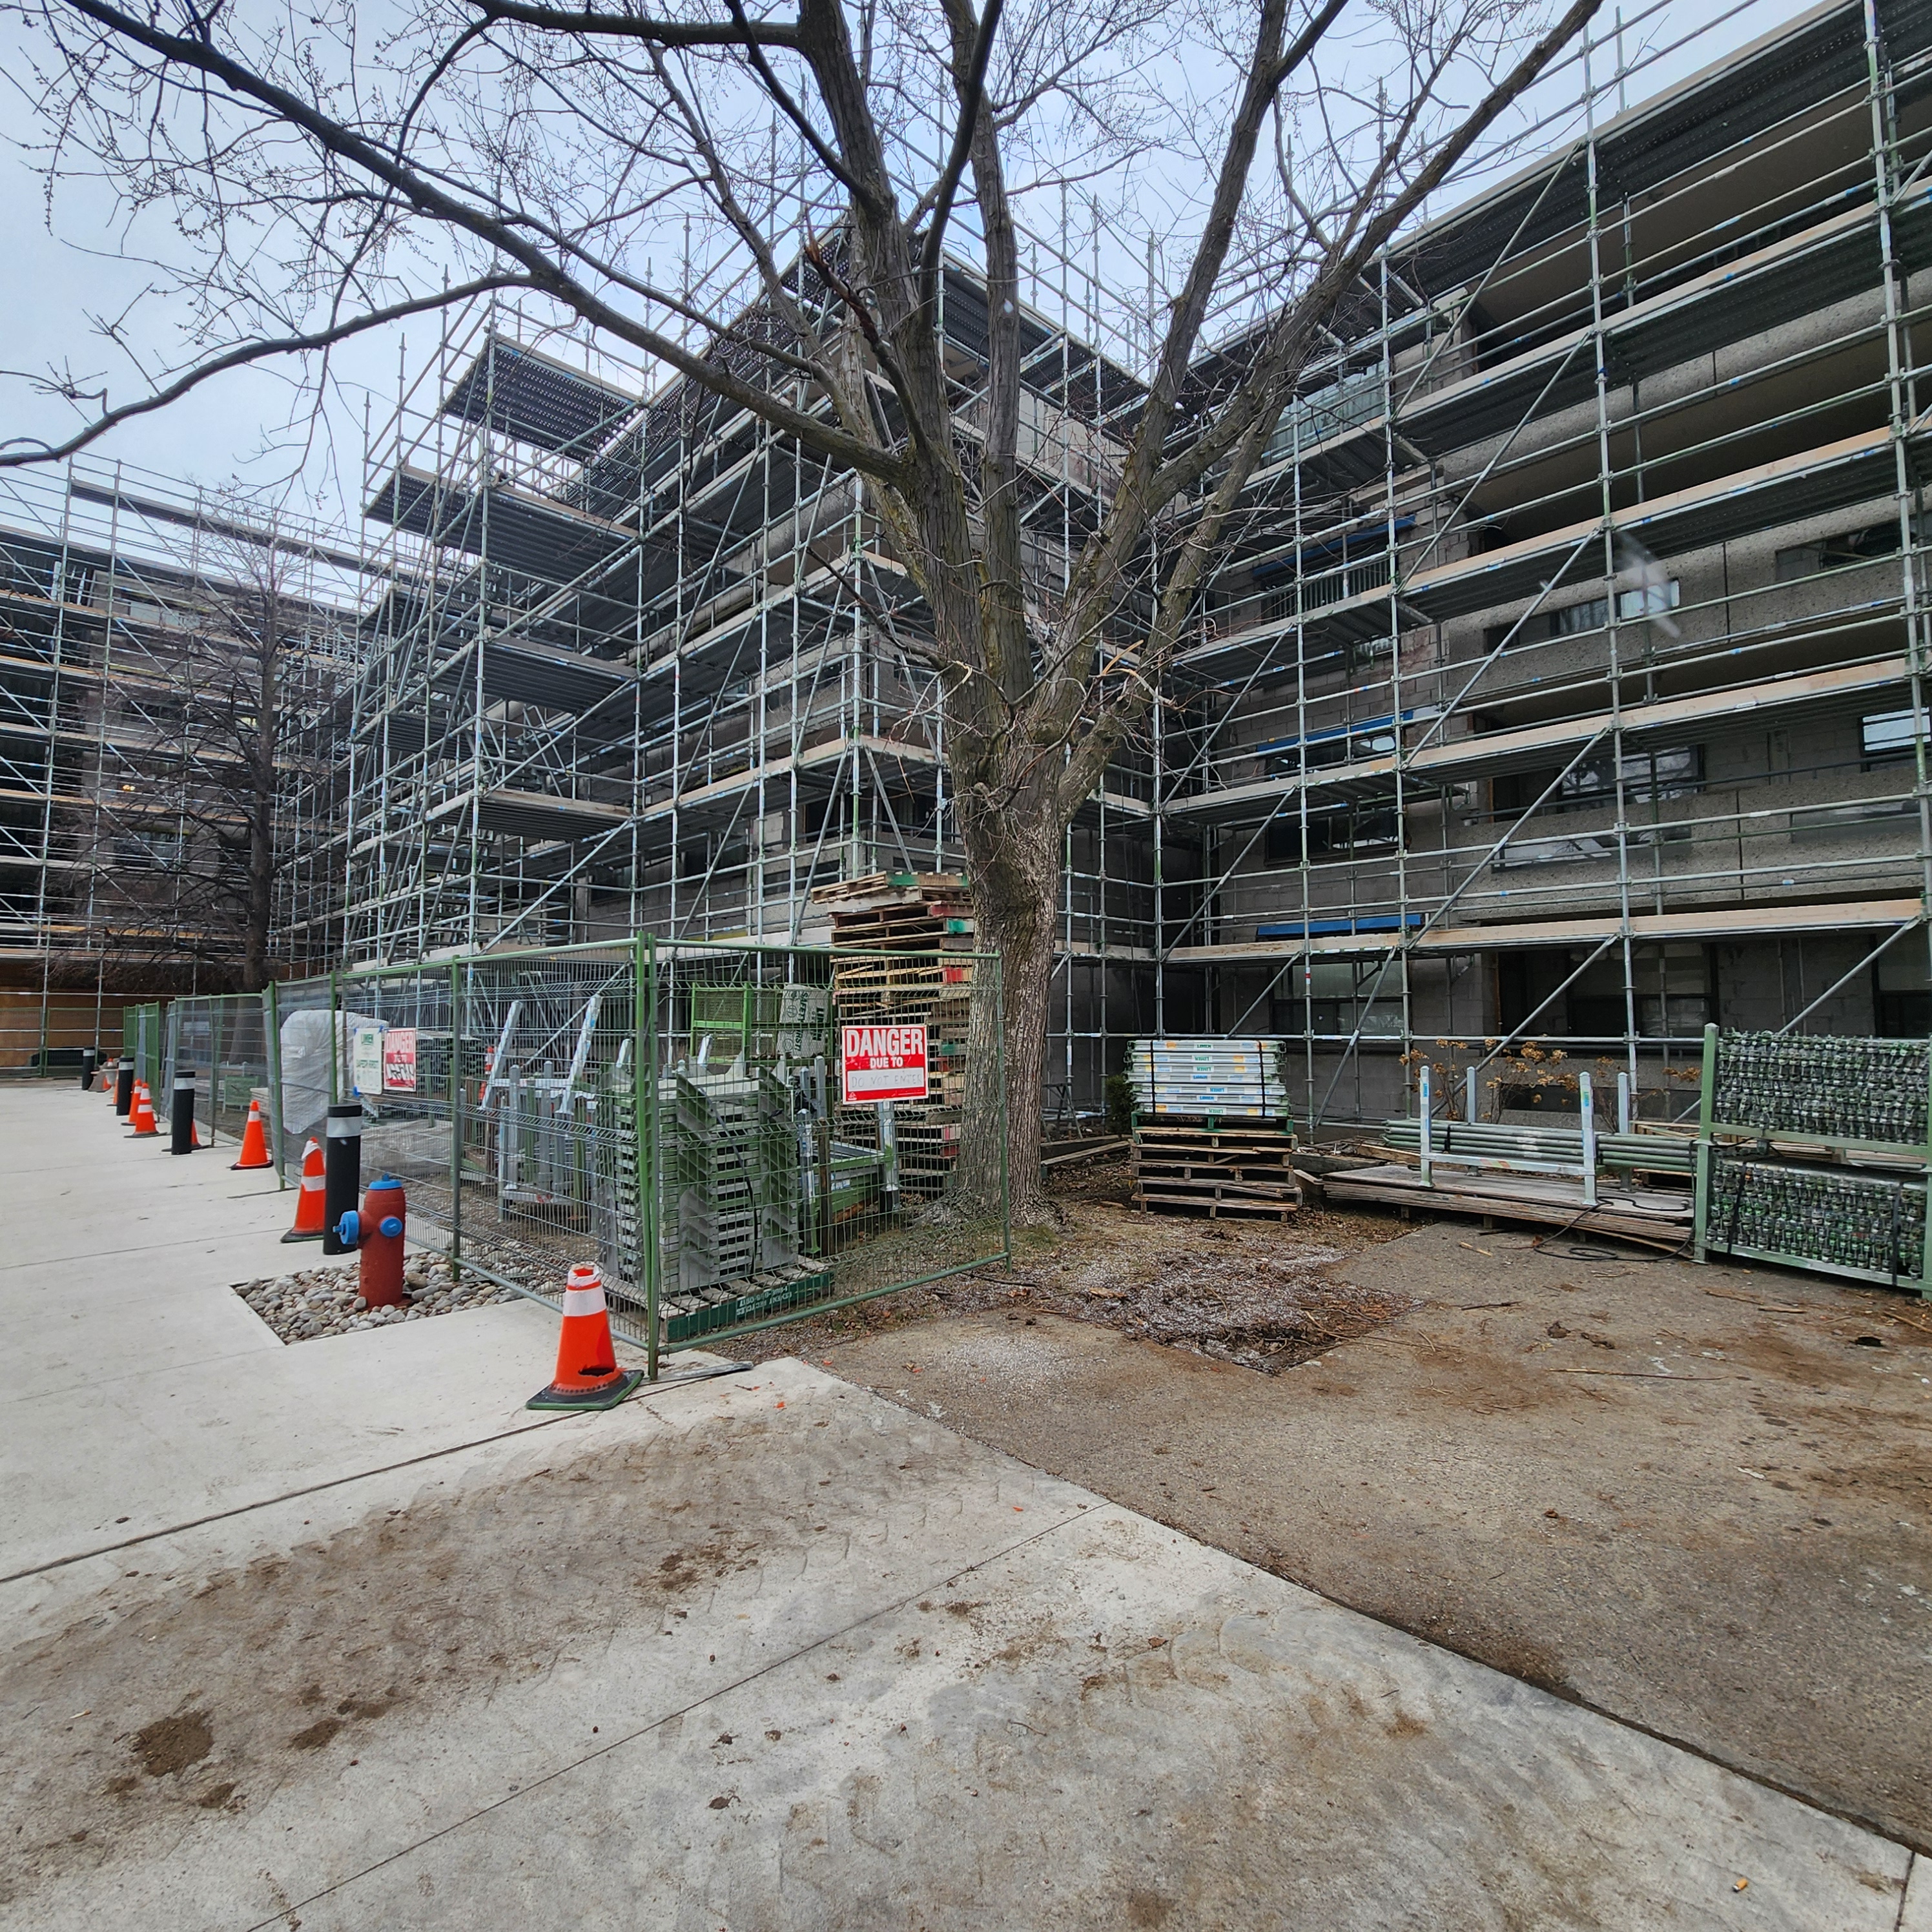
(5, 0), (1929, 1135)
(1167, 0), (1932, 1123)
(0, 469), (355, 1065)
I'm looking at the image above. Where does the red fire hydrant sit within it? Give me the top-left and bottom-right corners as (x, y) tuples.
(335, 1173), (407, 1309)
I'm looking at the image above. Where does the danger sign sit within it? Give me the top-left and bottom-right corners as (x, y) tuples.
(841, 1022), (929, 1104)
(382, 1027), (418, 1093)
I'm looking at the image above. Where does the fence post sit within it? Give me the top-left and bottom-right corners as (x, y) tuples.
(450, 960), (464, 1284)
(1418, 1062), (1434, 1189)
(1579, 1069), (1598, 1210)
(637, 934), (658, 1381)
(265, 980), (286, 1187)
(328, 968), (341, 1105)
(210, 997), (223, 1149)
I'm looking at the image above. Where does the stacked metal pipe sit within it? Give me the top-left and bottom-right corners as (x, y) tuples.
(1706, 1157), (1924, 1279)
(1714, 1033), (1929, 1145)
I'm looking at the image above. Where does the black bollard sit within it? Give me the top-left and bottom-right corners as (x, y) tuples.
(170, 1070), (198, 1155)
(80, 1047), (97, 1090)
(322, 1101), (363, 1257)
(114, 1058), (134, 1116)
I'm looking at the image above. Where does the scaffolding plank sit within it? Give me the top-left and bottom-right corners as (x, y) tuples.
(365, 464), (636, 584)
(1169, 895), (1924, 962)
(475, 788), (630, 843)
(440, 336), (639, 454)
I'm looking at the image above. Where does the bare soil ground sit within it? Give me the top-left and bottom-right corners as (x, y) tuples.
(772, 1153), (1412, 1371)
(813, 1157), (1932, 1852)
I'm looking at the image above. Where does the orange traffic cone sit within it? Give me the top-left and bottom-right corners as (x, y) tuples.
(128, 1083), (159, 1138)
(527, 1263), (643, 1412)
(231, 1100), (271, 1169)
(281, 1138), (326, 1241)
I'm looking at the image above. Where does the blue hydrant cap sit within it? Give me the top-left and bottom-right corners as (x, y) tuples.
(378, 1215), (403, 1237)
(371, 1174), (402, 1192)
(336, 1209), (361, 1245)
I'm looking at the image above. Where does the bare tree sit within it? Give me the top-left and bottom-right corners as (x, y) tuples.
(3, 0), (1601, 1212)
(87, 512), (338, 992)
(169, 529), (305, 991)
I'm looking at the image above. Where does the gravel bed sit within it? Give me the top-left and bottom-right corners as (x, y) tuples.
(232, 1253), (520, 1343)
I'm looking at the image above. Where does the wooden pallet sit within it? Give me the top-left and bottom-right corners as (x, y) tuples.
(1132, 1122), (1300, 1218)
(832, 927), (977, 954)
(812, 870), (967, 906)
(832, 961), (975, 990)
(1136, 1186), (1300, 1220)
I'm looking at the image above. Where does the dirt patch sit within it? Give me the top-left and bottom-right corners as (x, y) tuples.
(0, 1403), (831, 1894)
(824, 1222), (1932, 1851)
(130, 1709), (212, 1778)
(772, 1158), (1410, 1374)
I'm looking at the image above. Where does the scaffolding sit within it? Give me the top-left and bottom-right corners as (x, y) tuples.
(347, 251), (1160, 1120)
(15, 0), (1931, 1128)
(1161, 0), (1932, 1129)
(0, 458), (360, 1069)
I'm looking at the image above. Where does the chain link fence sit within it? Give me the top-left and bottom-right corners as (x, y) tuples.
(122, 1003), (165, 1095)
(262, 936), (1008, 1371)
(160, 994), (276, 1150)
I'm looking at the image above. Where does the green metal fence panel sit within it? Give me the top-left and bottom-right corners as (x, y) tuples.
(247, 935), (1011, 1372)
(642, 939), (1008, 1355)
(154, 993), (272, 1149)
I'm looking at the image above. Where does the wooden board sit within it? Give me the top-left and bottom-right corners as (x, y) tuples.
(1321, 1162), (1692, 1244)
(1136, 1188), (1299, 1220)
(812, 871), (966, 905)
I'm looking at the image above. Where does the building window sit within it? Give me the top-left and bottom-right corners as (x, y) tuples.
(1567, 942), (1712, 1040)
(1487, 580), (1680, 652)
(1775, 520), (1904, 582)
(1875, 947), (1932, 1038)
(1262, 818), (1302, 866)
(1559, 743), (1702, 807)
(1861, 708), (1920, 767)
(1301, 802), (1400, 858)
(1269, 960), (1404, 1038)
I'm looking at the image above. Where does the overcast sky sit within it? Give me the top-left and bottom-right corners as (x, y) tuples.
(0, 0), (1782, 540)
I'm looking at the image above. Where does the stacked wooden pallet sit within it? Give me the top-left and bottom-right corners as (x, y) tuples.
(814, 871), (976, 1201)
(1132, 1122), (1301, 1220)
(814, 872), (976, 1006)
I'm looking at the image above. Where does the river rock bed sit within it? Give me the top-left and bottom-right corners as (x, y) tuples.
(232, 1254), (519, 1343)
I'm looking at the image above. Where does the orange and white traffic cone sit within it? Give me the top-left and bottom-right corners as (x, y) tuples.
(527, 1262), (643, 1412)
(231, 1099), (271, 1170)
(281, 1138), (327, 1241)
(127, 1083), (159, 1138)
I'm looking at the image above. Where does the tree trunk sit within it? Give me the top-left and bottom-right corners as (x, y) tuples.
(954, 774), (1063, 1224)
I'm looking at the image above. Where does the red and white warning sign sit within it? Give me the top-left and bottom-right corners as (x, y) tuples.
(840, 1022), (929, 1104)
(382, 1027), (418, 1093)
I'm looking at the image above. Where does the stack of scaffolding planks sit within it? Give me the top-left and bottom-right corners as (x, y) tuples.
(1320, 1111), (1694, 1244)
(1124, 1038), (1300, 1220)
(816, 871), (975, 1200)
(1132, 1120), (1302, 1219)
(1321, 1160), (1692, 1245)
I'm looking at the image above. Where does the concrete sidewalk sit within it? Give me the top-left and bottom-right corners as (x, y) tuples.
(0, 1082), (641, 1581)
(0, 1083), (1922, 1929)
